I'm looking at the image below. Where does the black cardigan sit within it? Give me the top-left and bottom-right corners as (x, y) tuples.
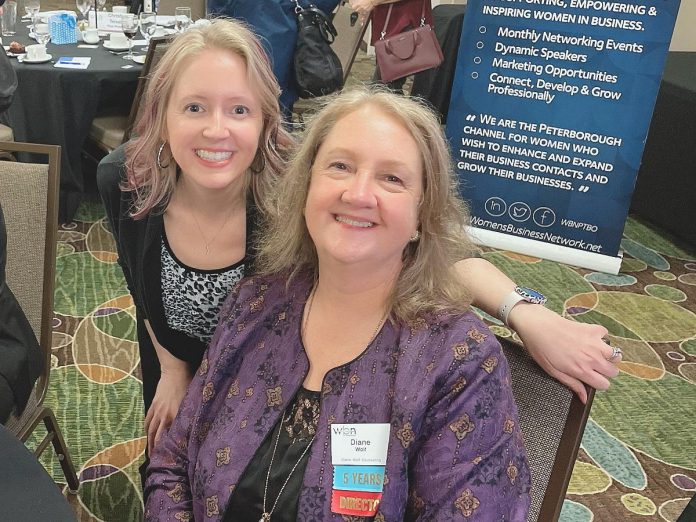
(97, 145), (257, 411)
(0, 203), (42, 423)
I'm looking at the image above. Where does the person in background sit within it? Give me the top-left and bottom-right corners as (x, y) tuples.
(350, 0), (433, 93)
(0, 202), (43, 424)
(145, 85), (530, 521)
(97, 17), (620, 492)
(206, 0), (341, 115)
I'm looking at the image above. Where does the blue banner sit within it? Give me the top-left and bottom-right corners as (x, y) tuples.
(445, 0), (681, 272)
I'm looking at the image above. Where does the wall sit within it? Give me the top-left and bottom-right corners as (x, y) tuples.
(670, 1), (696, 51)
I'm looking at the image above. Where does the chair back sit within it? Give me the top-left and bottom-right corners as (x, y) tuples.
(157, 0), (205, 21)
(0, 141), (59, 406)
(331, 1), (368, 82)
(124, 35), (175, 143)
(500, 337), (594, 522)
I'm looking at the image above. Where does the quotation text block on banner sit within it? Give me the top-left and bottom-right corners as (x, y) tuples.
(446, 0), (681, 273)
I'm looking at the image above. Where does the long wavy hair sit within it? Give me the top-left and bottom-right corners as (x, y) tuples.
(256, 87), (478, 322)
(124, 18), (292, 219)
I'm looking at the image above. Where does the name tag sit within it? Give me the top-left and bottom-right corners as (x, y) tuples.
(330, 423), (390, 466)
(331, 490), (382, 517)
(333, 465), (385, 493)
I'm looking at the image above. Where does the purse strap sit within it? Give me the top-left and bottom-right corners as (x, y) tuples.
(380, 0), (427, 40)
(292, 0), (338, 42)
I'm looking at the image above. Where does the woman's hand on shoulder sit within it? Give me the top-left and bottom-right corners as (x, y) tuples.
(145, 367), (193, 454)
(508, 303), (620, 403)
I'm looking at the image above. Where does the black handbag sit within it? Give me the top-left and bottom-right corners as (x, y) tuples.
(293, 0), (343, 99)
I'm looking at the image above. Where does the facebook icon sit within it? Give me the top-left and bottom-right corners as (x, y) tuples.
(533, 207), (556, 228)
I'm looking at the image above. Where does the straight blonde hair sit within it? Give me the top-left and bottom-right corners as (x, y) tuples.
(257, 87), (477, 322)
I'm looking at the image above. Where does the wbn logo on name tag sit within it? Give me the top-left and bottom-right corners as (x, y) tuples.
(330, 423), (390, 466)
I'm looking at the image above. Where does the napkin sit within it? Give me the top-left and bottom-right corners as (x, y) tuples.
(54, 56), (91, 69)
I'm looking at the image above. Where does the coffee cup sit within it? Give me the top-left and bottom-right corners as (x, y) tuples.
(25, 43), (47, 61)
(82, 28), (99, 44)
(109, 32), (128, 46)
(112, 5), (128, 14)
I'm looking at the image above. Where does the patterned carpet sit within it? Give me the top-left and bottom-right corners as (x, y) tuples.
(28, 197), (695, 522)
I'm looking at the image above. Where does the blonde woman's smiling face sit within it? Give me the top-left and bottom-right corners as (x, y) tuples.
(304, 105), (423, 272)
(165, 48), (264, 193)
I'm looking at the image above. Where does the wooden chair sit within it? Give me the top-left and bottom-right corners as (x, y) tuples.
(0, 141), (79, 493)
(0, 123), (15, 160)
(500, 337), (594, 522)
(331, 0), (369, 84)
(87, 35), (175, 155)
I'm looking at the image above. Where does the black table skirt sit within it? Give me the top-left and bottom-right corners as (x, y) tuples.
(0, 425), (77, 521)
(3, 23), (141, 222)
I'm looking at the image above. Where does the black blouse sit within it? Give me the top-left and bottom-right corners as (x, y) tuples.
(97, 145), (258, 411)
(224, 387), (321, 522)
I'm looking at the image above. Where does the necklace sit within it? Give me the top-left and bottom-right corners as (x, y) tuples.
(302, 284), (389, 356)
(188, 200), (236, 256)
(259, 286), (387, 521)
(260, 412), (316, 522)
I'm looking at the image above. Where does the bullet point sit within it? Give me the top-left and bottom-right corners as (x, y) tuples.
(476, 41), (484, 49)
(474, 57), (481, 64)
(471, 72), (479, 79)
(479, 26), (486, 34)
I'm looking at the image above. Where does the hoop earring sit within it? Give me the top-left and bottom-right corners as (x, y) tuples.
(409, 230), (420, 242)
(250, 150), (266, 174)
(157, 142), (170, 170)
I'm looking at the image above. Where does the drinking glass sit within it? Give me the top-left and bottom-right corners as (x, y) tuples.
(33, 21), (50, 49)
(1, 0), (18, 37)
(174, 6), (190, 33)
(96, 0), (106, 11)
(121, 13), (137, 60)
(75, 0), (91, 22)
(139, 11), (156, 48)
(24, 0), (39, 33)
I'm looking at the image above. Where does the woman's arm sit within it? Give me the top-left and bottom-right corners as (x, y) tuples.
(348, 0), (401, 22)
(143, 320), (193, 454)
(455, 257), (619, 403)
(144, 338), (200, 521)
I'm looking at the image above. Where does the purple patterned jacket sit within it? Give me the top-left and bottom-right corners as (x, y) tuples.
(145, 273), (530, 521)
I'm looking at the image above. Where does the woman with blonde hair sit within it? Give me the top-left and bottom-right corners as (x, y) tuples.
(98, 16), (619, 493)
(98, 18), (291, 488)
(146, 86), (530, 521)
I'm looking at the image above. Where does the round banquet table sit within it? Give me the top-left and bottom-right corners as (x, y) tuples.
(0, 424), (77, 521)
(2, 21), (142, 222)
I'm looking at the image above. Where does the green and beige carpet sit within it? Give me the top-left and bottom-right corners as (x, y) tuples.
(29, 199), (695, 521)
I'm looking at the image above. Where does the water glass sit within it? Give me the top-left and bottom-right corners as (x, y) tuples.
(174, 6), (190, 33)
(121, 13), (137, 60)
(1, 0), (17, 36)
(75, 0), (91, 21)
(34, 21), (50, 46)
(24, 0), (39, 32)
(139, 11), (156, 46)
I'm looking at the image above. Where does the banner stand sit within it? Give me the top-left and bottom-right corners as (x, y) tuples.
(446, 0), (681, 275)
(467, 227), (623, 274)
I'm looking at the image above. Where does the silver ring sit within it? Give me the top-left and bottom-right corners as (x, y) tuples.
(607, 346), (622, 362)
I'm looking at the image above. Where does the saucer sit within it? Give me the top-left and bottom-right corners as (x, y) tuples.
(23, 54), (52, 64)
(132, 55), (146, 64)
(104, 41), (130, 52)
